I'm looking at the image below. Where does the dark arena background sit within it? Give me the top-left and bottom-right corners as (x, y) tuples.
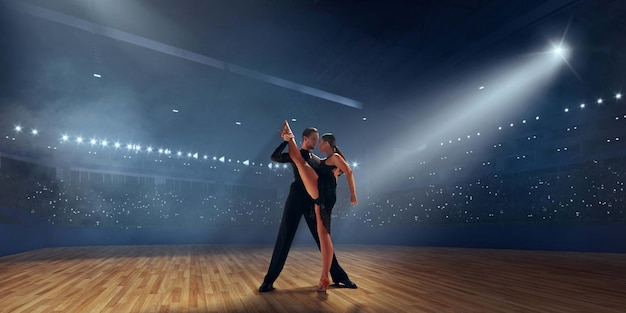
(1, 1), (625, 312)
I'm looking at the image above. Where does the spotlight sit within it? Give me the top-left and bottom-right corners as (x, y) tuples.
(553, 46), (565, 56)
(597, 98), (603, 104)
(551, 43), (569, 59)
(616, 93), (622, 100)
(14, 125), (22, 132)
(31, 129), (38, 135)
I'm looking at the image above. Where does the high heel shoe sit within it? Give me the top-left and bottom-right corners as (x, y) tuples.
(316, 277), (330, 293)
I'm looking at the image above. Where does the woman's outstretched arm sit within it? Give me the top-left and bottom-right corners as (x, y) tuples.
(327, 154), (357, 205)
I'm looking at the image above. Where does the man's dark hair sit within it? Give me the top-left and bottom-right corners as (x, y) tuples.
(302, 127), (318, 138)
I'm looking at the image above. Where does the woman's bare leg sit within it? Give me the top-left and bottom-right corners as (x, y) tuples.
(283, 121), (318, 200)
(315, 205), (333, 291)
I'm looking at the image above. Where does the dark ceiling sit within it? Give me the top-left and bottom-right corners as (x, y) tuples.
(1, 0), (624, 161)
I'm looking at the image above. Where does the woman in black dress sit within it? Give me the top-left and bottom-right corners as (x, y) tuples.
(281, 121), (358, 292)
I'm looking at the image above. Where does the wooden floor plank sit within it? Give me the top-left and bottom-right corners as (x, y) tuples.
(0, 245), (625, 312)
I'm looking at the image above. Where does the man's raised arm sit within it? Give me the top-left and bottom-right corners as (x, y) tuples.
(271, 141), (290, 163)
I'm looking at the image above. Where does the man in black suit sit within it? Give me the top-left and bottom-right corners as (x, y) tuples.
(259, 127), (357, 292)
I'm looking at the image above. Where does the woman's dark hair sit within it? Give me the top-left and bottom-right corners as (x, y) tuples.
(321, 133), (345, 160)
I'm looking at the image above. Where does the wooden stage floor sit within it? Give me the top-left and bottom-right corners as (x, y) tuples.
(1, 244), (624, 312)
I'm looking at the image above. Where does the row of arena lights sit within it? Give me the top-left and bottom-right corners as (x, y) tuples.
(565, 93), (621, 111)
(9, 127), (359, 169)
(8, 89), (619, 170)
(440, 92), (622, 146)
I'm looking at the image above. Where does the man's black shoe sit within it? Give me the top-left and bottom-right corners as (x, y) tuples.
(333, 278), (357, 289)
(258, 282), (275, 292)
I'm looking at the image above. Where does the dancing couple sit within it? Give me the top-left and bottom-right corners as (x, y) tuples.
(259, 121), (358, 293)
